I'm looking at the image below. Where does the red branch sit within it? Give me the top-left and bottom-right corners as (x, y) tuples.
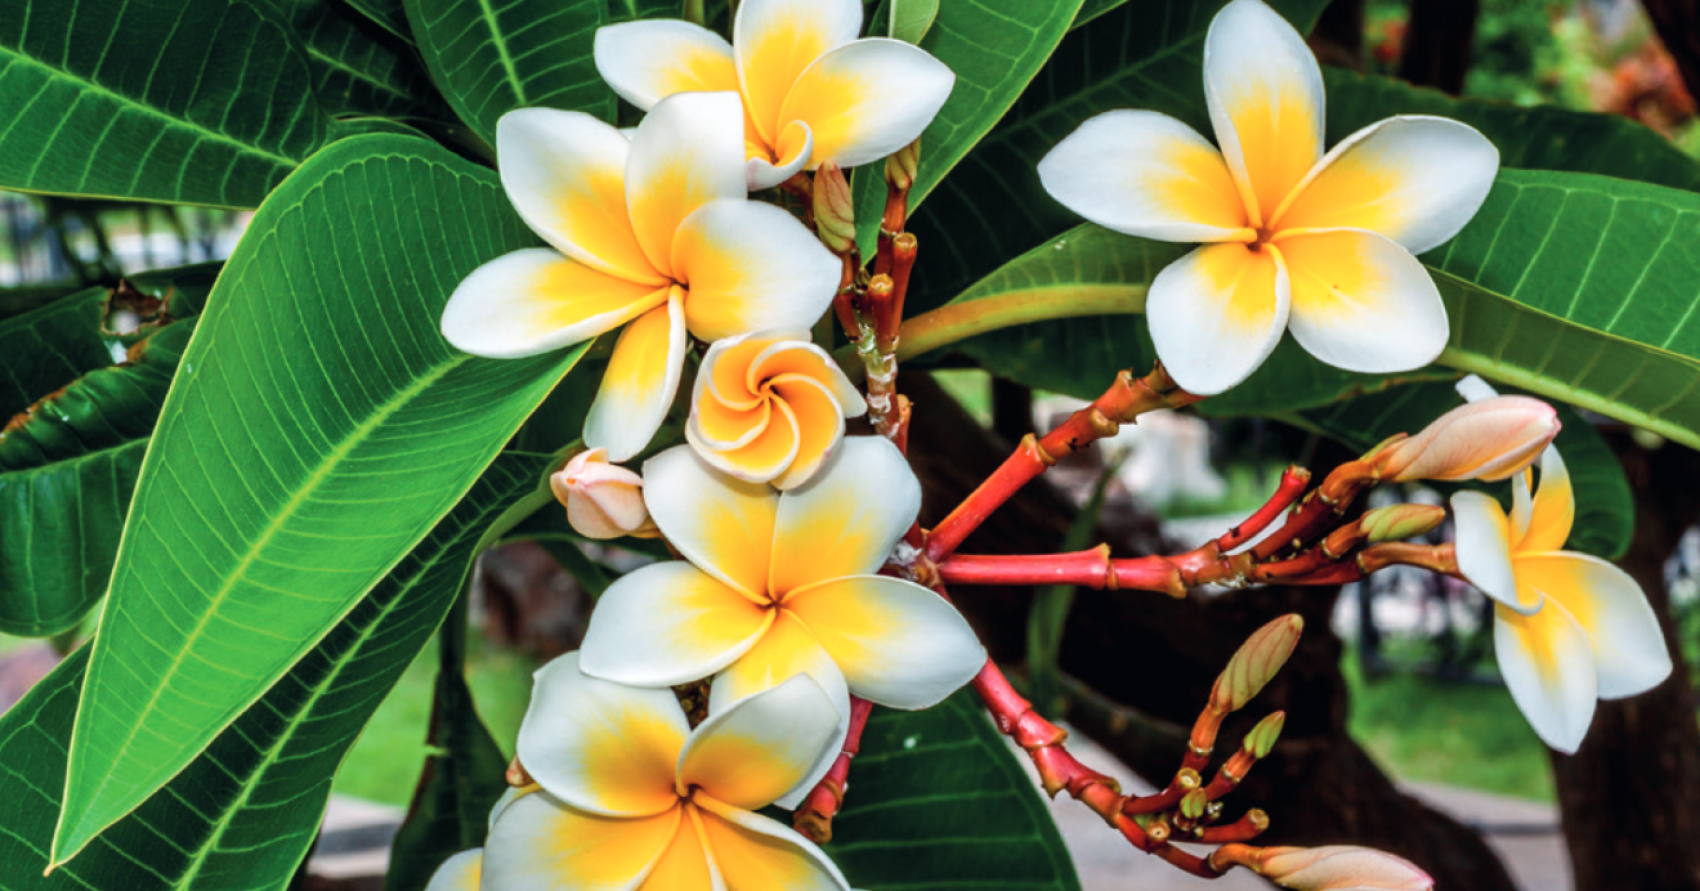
(794, 697), (875, 842)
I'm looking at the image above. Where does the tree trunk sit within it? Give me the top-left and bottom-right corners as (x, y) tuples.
(1642, 0), (1700, 106)
(904, 372), (1519, 891)
(1397, 0), (1480, 95)
(1546, 430), (1700, 891)
(1309, 0), (1365, 71)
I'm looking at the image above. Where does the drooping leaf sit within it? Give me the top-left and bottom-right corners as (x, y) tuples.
(384, 593), (512, 891)
(824, 688), (1081, 891)
(1291, 385), (1634, 559)
(0, 450), (552, 890)
(404, 0), (611, 144)
(0, 266), (219, 636)
(54, 134), (590, 863)
(274, 0), (450, 120)
(0, 0), (332, 208)
(851, 0), (1087, 252)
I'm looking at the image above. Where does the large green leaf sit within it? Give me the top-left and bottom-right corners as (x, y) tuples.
(344, 0), (417, 42)
(54, 134), (589, 863)
(851, 0), (1086, 252)
(825, 688), (1079, 891)
(1292, 385), (1634, 559)
(0, 0), (333, 208)
(275, 0), (450, 120)
(0, 267), (219, 636)
(405, 0), (611, 144)
(0, 450), (552, 890)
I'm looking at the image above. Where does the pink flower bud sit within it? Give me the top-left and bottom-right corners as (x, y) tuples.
(1377, 396), (1558, 483)
(549, 448), (658, 540)
(1258, 845), (1432, 891)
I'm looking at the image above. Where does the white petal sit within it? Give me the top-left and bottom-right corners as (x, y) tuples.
(424, 849), (482, 891)
(786, 575), (986, 709)
(1494, 600), (1598, 753)
(746, 120), (814, 191)
(673, 199), (840, 342)
(1277, 228), (1448, 374)
(626, 91), (748, 277)
(495, 109), (662, 283)
(769, 436), (921, 594)
(1451, 491), (1535, 613)
(583, 291), (688, 461)
(680, 673), (843, 810)
(1514, 553), (1672, 699)
(642, 444), (780, 598)
(695, 798), (851, 891)
(734, 0), (863, 145)
(1273, 116), (1500, 254)
(483, 791), (679, 891)
(1203, 0), (1325, 225)
(778, 38), (954, 171)
(441, 249), (666, 359)
(1456, 373), (1500, 402)
(1144, 242), (1289, 396)
(1038, 110), (1248, 242)
(579, 562), (773, 688)
(594, 20), (738, 111)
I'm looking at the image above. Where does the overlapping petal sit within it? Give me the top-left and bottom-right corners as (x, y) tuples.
(786, 575), (987, 709)
(1516, 447), (1574, 553)
(1276, 228), (1448, 373)
(1202, 0), (1324, 224)
(495, 109), (663, 283)
(594, 20), (738, 111)
(483, 791), (680, 891)
(695, 797), (850, 891)
(626, 91), (747, 277)
(679, 673), (842, 810)
(424, 849), (483, 891)
(1493, 600), (1598, 753)
(580, 562), (773, 687)
(1144, 242), (1289, 395)
(583, 291), (688, 461)
(643, 446), (779, 597)
(638, 807), (716, 891)
(1038, 110), (1249, 242)
(1514, 553), (1672, 699)
(734, 0), (862, 144)
(1451, 491), (1532, 612)
(516, 652), (688, 816)
(672, 200), (840, 341)
(441, 249), (666, 360)
(746, 121), (814, 191)
(1273, 116), (1499, 254)
(777, 38), (954, 171)
(688, 398), (801, 482)
(769, 436), (921, 595)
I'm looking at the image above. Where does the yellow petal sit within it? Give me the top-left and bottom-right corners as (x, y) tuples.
(1275, 228), (1448, 373)
(708, 609), (851, 725)
(626, 92), (747, 278)
(696, 797), (849, 891)
(679, 673), (842, 810)
(642, 444), (780, 600)
(1511, 552), (1670, 699)
(734, 0), (862, 145)
(595, 20), (739, 111)
(776, 38), (954, 171)
(692, 391), (773, 450)
(767, 376), (846, 491)
(584, 291), (688, 462)
(483, 791), (680, 891)
(1202, 0), (1324, 225)
(672, 201), (840, 342)
(580, 562), (775, 687)
(769, 437), (920, 595)
(1143, 242), (1288, 396)
(636, 805), (717, 891)
(442, 249), (667, 359)
(1517, 446), (1574, 553)
(689, 396), (801, 484)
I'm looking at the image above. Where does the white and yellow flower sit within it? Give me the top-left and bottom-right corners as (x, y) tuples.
(440, 91), (840, 460)
(687, 329), (868, 489)
(1452, 443), (1671, 752)
(1036, 0), (1499, 395)
(432, 654), (851, 891)
(578, 435), (986, 802)
(593, 0), (955, 190)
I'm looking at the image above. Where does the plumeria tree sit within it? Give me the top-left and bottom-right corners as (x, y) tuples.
(0, 0), (1695, 890)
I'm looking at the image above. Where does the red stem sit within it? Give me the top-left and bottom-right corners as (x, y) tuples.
(793, 696), (875, 843)
(1216, 466), (1310, 551)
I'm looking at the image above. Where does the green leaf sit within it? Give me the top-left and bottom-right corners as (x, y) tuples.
(1290, 384), (1634, 559)
(384, 593), (511, 891)
(343, 0), (417, 43)
(1323, 67), (1700, 193)
(0, 450), (551, 890)
(852, 0), (1086, 252)
(607, 0), (683, 21)
(275, 0), (451, 120)
(404, 0), (611, 144)
(825, 688), (1080, 891)
(54, 134), (589, 863)
(890, 0), (940, 44)
(0, 0), (333, 208)
(0, 266), (219, 636)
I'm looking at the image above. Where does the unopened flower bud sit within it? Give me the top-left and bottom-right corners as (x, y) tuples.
(886, 138), (920, 192)
(1256, 845), (1432, 890)
(1359, 504), (1446, 543)
(1376, 395), (1558, 483)
(1210, 615), (1303, 714)
(1244, 711), (1285, 759)
(549, 448), (659, 540)
(812, 161), (856, 254)
(1180, 788), (1208, 820)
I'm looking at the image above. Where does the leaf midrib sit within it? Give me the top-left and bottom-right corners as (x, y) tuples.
(474, 0), (527, 104)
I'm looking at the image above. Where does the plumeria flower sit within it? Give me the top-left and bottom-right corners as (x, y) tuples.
(440, 91), (839, 460)
(1450, 398), (1670, 752)
(469, 654), (851, 891)
(1035, 0), (1499, 395)
(594, 0), (955, 190)
(687, 329), (868, 489)
(579, 436), (986, 803)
